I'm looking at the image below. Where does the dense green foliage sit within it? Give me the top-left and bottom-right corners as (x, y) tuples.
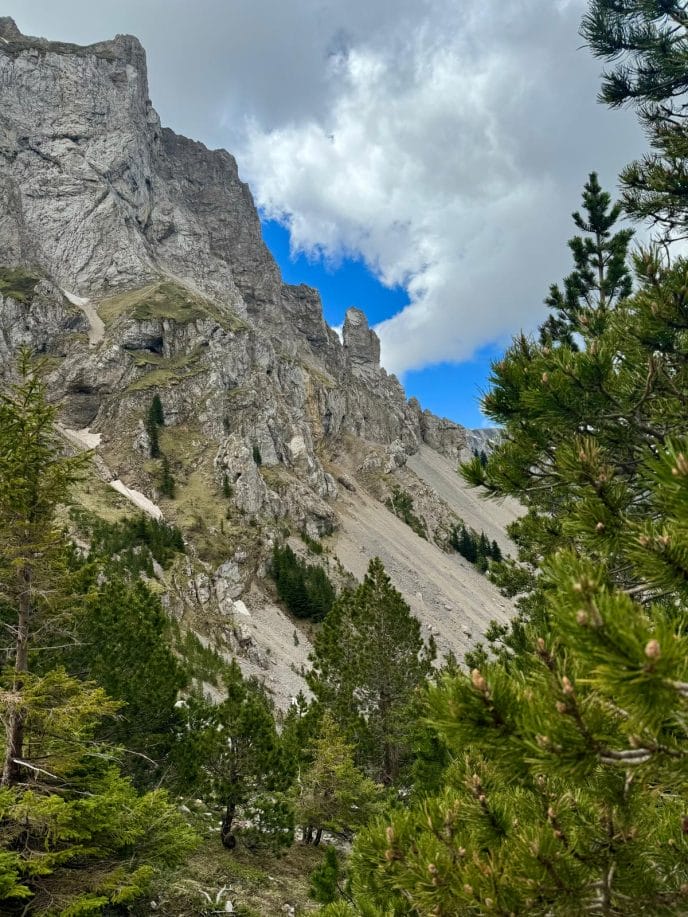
(294, 712), (381, 844)
(72, 509), (185, 574)
(450, 522), (502, 571)
(582, 1), (688, 237)
(338, 123), (688, 917)
(67, 577), (187, 786)
(173, 661), (287, 850)
(270, 543), (336, 621)
(310, 846), (342, 904)
(0, 357), (196, 915)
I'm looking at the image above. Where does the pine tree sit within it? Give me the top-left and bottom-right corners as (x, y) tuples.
(307, 558), (433, 783)
(539, 172), (632, 347)
(581, 2), (688, 237)
(173, 661), (285, 849)
(342, 224), (688, 916)
(294, 711), (380, 845)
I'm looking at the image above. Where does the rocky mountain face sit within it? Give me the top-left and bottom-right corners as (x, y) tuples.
(0, 18), (517, 705)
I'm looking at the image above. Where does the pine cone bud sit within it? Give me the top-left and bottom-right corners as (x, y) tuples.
(386, 826), (395, 844)
(672, 453), (688, 477)
(596, 521), (605, 532)
(485, 898), (494, 909)
(463, 884), (474, 896)
(547, 806), (556, 820)
(428, 863), (438, 874)
(556, 701), (567, 714)
(638, 534), (650, 547)
(541, 372), (549, 384)
(562, 676), (574, 695)
(576, 609), (589, 625)
(645, 639), (661, 660)
(471, 669), (488, 693)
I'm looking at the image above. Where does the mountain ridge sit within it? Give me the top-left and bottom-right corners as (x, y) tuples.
(0, 17), (516, 705)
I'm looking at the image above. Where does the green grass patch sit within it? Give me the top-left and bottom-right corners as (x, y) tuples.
(0, 266), (41, 303)
(144, 834), (322, 916)
(98, 281), (247, 331)
(126, 349), (207, 392)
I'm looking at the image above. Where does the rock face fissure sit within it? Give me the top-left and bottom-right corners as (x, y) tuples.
(0, 18), (511, 697)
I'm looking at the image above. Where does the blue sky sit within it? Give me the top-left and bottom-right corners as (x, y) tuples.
(262, 218), (500, 427)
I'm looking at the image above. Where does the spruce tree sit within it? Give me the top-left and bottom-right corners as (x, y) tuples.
(0, 352), (85, 786)
(68, 577), (187, 787)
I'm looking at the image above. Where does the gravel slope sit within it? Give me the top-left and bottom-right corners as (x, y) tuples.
(408, 445), (521, 551)
(332, 485), (513, 661)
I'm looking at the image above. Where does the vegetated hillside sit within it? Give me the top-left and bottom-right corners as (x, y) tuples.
(0, 15), (518, 707)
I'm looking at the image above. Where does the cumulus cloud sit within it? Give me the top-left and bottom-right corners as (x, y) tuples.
(239, 0), (645, 373)
(8, 0), (646, 374)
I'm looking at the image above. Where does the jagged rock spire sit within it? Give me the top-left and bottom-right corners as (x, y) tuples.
(343, 307), (380, 373)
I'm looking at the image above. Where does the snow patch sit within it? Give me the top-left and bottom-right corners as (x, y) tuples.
(59, 425), (102, 450)
(62, 290), (90, 307)
(62, 289), (105, 346)
(109, 480), (163, 520)
(68, 427), (101, 449)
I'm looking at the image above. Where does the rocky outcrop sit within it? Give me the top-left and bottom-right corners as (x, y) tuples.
(343, 307), (380, 374)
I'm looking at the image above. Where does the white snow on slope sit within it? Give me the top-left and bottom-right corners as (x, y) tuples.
(63, 290), (105, 346)
(109, 479), (164, 520)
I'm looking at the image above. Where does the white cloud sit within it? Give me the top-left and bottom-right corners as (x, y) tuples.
(238, 0), (645, 374)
